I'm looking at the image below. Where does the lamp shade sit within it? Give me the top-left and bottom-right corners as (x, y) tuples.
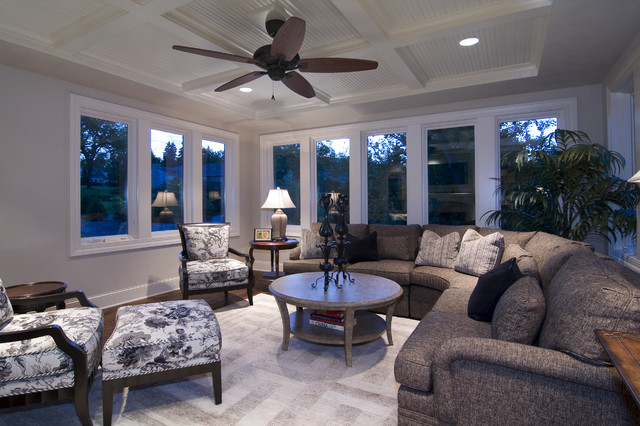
(152, 190), (179, 207)
(261, 187), (296, 209)
(628, 170), (640, 183)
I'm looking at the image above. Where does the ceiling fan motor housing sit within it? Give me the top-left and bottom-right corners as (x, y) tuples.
(265, 18), (284, 38)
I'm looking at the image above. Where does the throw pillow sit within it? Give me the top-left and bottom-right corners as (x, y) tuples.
(346, 231), (379, 264)
(467, 257), (522, 322)
(0, 278), (13, 329)
(299, 228), (325, 259)
(502, 244), (541, 282)
(492, 276), (546, 344)
(415, 230), (461, 268)
(454, 229), (505, 276)
(182, 224), (229, 260)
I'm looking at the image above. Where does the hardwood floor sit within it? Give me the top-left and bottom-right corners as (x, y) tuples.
(101, 272), (273, 346)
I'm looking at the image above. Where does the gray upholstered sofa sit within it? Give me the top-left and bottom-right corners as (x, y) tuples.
(284, 223), (640, 425)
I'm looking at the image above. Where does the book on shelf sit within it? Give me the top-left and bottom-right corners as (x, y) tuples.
(311, 309), (344, 319)
(309, 319), (344, 331)
(309, 312), (345, 324)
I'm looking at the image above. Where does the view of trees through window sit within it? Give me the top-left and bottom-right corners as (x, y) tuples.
(317, 139), (349, 223)
(202, 140), (225, 223)
(427, 126), (475, 225)
(273, 144), (300, 225)
(367, 133), (407, 224)
(80, 115), (128, 238)
(151, 129), (183, 231)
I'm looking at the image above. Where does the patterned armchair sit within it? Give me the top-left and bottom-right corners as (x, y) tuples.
(177, 223), (254, 305)
(0, 279), (103, 426)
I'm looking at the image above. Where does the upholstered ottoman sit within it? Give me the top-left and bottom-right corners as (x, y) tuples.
(101, 299), (222, 425)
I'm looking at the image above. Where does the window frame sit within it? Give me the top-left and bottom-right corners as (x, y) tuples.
(70, 94), (239, 256)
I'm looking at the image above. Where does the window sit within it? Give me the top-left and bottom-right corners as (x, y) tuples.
(80, 115), (129, 238)
(316, 138), (349, 223)
(427, 126), (475, 225)
(71, 95), (239, 256)
(151, 129), (184, 232)
(202, 140), (225, 223)
(367, 132), (407, 224)
(273, 144), (300, 225)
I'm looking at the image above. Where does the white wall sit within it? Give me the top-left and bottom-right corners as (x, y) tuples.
(0, 62), (608, 307)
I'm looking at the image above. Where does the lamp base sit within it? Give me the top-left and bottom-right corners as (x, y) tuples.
(271, 209), (288, 241)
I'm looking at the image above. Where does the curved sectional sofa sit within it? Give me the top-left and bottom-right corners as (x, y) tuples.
(283, 223), (640, 425)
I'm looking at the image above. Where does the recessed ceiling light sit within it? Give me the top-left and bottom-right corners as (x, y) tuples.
(459, 37), (479, 47)
(239, 87), (252, 93)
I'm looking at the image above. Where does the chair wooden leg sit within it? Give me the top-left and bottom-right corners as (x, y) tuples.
(224, 291), (229, 305)
(247, 287), (253, 306)
(74, 381), (92, 426)
(102, 380), (114, 426)
(212, 362), (222, 405)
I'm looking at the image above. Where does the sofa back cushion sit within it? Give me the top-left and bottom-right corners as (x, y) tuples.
(454, 229), (505, 276)
(369, 224), (421, 261)
(502, 244), (541, 282)
(478, 228), (536, 248)
(0, 278), (13, 329)
(310, 222), (369, 239)
(422, 224), (478, 239)
(415, 230), (460, 268)
(492, 276), (545, 344)
(538, 250), (640, 365)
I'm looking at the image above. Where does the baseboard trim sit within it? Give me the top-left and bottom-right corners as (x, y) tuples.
(91, 278), (180, 309)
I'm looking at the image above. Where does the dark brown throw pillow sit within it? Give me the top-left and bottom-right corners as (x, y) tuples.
(468, 257), (522, 322)
(346, 231), (378, 264)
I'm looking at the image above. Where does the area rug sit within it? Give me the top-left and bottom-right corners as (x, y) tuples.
(1, 293), (418, 425)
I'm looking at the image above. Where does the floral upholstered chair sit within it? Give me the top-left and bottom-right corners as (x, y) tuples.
(0, 278), (103, 426)
(177, 223), (254, 305)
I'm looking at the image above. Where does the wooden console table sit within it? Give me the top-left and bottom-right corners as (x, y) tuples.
(595, 329), (640, 406)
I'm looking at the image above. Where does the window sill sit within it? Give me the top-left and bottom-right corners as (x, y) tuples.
(71, 233), (181, 257)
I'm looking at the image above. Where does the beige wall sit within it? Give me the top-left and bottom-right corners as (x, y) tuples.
(0, 63), (607, 307)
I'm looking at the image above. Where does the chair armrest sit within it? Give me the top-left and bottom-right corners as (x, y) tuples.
(229, 247), (249, 262)
(0, 325), (88, 372)
(10, 290), (97, 308)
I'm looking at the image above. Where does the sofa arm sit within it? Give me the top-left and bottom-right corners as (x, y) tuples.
(432, 337), (635, 425)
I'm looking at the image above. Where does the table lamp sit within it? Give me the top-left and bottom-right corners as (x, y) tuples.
(261, 187), (296, 240)
(628, 170), (640, 183)
(152, 190), (179, 221)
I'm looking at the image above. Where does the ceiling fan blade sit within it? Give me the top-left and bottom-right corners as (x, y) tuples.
(282, 71), (315, 98)
(271, 17), (306, 61)
(298, 58), (379, 73)
(215, 72), (267, 92)
(173, 45), (259, 65)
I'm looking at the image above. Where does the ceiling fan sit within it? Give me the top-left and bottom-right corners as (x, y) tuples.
(172, 16), (378, 99)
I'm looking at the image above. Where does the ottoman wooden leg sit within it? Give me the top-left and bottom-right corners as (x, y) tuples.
(212, 361), (222, 405)
(102, 380), (114, 426)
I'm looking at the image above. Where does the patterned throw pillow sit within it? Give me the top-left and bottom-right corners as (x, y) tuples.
(415, 230), (461, 268)
(299, 228), (325, 259)
(182, 224), (229, 260)
(454, 229), (505, 276)
(0, 278), (14, 328)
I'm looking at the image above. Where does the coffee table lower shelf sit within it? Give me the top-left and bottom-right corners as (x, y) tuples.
(290, 309), (386, 346)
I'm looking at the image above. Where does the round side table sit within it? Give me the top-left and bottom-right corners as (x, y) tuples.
(6, 281), (68, 314)
(249, 239), (299, 279)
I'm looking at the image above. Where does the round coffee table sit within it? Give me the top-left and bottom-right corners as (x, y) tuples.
(269, 272), (402, 366)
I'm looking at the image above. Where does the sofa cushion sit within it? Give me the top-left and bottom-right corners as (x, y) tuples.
(299, 228), (324, 259)
(180, 258), (249, 291)
(415, 231), (460, 268)
(467, 258), (522, 322)
(394, 311), (491, 392)
(346, 231), (378, 263)
(454, 229), (505, 276)
(411, 266), (478, 292)
(0, 279), (13, 329)
(492, 276), (545, 344)
(347, 260), (414, 286)
(422, 224), (478, 238)
(502, 244), (541, 282)
(538, 251), (640, 365)
(370, 224), (422, 261)
(431, 287), (474, 315)
(283, 258), (322, 275)
(478, 228), (536, 248)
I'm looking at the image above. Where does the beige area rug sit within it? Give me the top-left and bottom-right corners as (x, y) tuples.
(1, 293), (419, 425)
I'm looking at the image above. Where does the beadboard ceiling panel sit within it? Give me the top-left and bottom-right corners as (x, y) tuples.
(0, 0), (639, 129)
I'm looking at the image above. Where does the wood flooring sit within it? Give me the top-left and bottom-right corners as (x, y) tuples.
(101, 272), (273, 346)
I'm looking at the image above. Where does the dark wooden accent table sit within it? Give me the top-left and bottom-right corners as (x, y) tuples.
(595, 329), (640, 407)
(249, 238), (298, 279)
(269, 272), (402, 366)
(6, 281), (68, 314)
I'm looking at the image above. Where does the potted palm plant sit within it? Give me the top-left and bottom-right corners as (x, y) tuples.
(485, 129), (640, 243)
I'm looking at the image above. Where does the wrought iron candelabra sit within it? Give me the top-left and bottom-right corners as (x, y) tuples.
(312, 192), (353, 291)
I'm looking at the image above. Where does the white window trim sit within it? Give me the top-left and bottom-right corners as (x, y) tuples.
(70, 94), (239, 256)
(260, 98), (578, 229)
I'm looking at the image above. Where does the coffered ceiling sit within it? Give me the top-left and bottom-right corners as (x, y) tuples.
(1, 0), (639, 131)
